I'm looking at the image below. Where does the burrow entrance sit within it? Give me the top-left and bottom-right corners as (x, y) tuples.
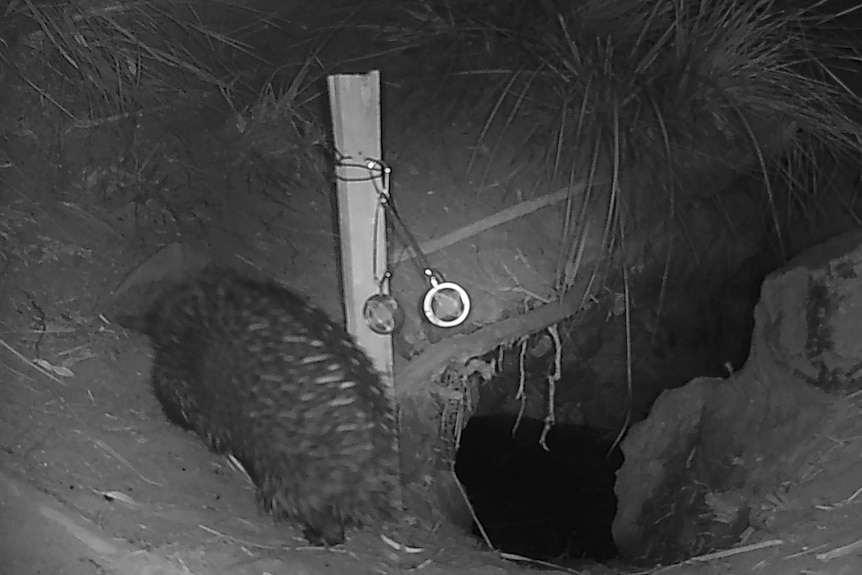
(455, 415), (622, 563)
(442, 232), (862, 568)
(445, 253), (776, 567)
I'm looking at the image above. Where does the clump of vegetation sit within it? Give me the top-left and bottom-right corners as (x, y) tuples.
(1, 0), (329, 220)
(7, 0), (861, 288)
(374, 0), (862, 285)
(1, 0), (291, 119)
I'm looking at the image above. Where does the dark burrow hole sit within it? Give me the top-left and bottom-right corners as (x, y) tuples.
(448, 252), (778, 566)
(454, 415), (623, 564)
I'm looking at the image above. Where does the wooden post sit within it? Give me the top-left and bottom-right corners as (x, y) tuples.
(326, 72), (395, 392)
(327, 73), (469, 534)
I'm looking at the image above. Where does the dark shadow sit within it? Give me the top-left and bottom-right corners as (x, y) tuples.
(455, 415), (623, 564)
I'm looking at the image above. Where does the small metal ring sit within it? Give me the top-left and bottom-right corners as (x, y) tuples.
(422, 281), (471, 328)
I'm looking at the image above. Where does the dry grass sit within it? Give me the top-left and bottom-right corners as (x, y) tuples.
(6, 0), (862, 282)
(370, 0), (862, 287)
(0, 0), (328, 226)
(2, 0), (287, 120)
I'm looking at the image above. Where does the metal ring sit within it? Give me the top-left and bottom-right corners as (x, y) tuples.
(422, 281), (471, 328)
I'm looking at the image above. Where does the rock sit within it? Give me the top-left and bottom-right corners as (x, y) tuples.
(752, 230), (862, 393)
(610, 231), (862, 565)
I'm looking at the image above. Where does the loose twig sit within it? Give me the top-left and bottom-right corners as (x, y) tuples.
(0, 338), (68, 387)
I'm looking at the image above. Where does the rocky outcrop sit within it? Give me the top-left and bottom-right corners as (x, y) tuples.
(612, 230), (862, 565)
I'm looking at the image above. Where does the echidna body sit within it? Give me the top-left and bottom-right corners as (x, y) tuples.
(123, 266), (399, 545)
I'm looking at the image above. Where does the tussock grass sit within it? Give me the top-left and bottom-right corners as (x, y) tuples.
(0, 0), (329, 221)
(3, 0), (283, 120)
(374, 0), (862, 289)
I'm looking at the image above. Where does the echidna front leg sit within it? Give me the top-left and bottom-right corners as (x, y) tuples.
(149, 358), (195, 431)
(301, 508), (346, 546)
